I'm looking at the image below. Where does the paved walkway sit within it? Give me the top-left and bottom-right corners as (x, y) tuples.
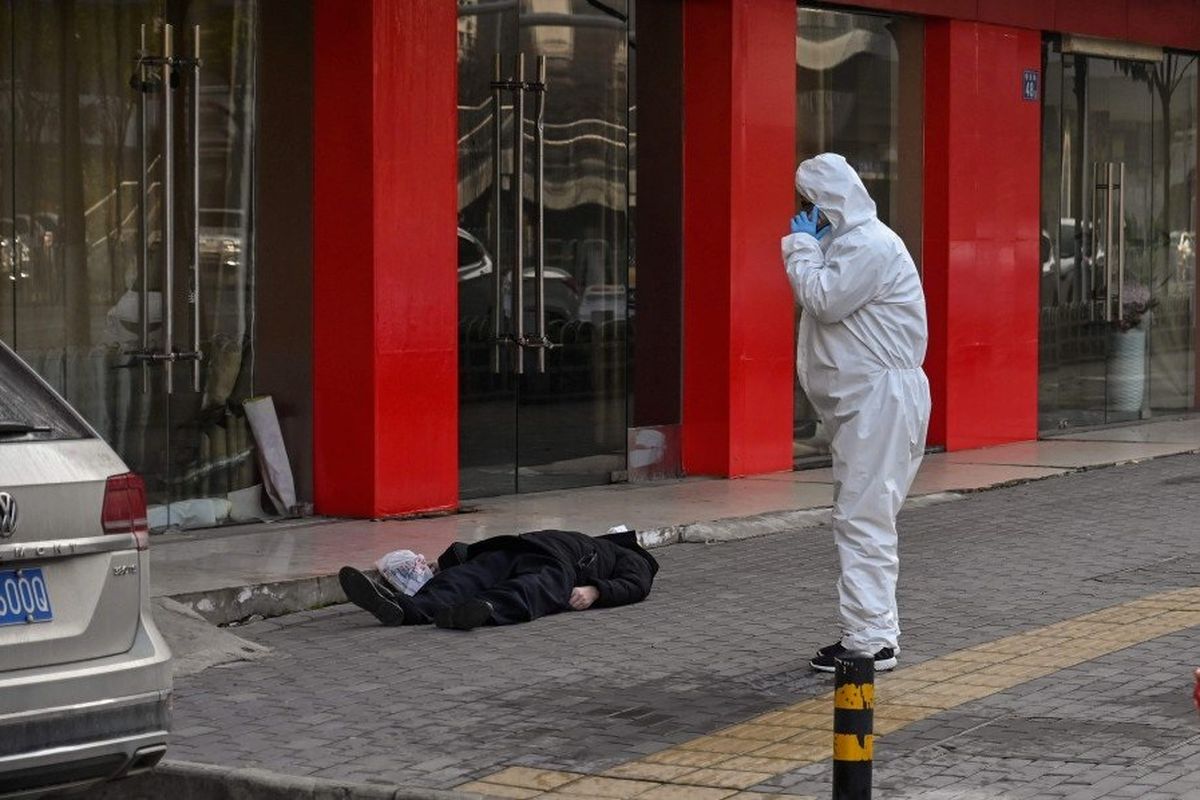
(149, 418), (1200, 616)
(131, 448), (1200, 799)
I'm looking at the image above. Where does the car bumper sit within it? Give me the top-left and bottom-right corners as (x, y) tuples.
(0, 715), (168, 799)
(0, 616), (172, 797)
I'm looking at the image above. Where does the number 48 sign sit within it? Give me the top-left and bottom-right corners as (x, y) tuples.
(1023, 69), (1040, 102)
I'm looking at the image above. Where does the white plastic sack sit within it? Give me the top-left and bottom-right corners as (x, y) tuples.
(147, 498), (233, 531)
(374, 549), (434, 596)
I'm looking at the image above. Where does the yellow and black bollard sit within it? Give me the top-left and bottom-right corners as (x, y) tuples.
(833, 652), (875, 800)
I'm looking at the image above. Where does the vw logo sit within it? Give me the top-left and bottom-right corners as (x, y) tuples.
(0, 493), (17, 539)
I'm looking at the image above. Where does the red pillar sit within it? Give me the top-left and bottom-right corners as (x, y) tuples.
(312, 1), (458, 516)
(923, 20), (1042, 450)
(681, 0), (797, 477)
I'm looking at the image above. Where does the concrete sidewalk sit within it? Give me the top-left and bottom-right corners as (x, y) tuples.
(108, 446), (1200, 800)
(150, 417), (1200, 623)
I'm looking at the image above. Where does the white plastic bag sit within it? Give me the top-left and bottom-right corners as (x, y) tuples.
(374, 549), (434, 596)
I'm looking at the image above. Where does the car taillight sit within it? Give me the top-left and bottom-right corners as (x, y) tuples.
(102, 473), (149, 550)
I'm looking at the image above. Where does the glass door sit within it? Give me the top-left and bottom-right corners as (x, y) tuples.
(0, 1), (258, 530)
(457, 1), (631, 499)
(1040, 43), (1197, 430)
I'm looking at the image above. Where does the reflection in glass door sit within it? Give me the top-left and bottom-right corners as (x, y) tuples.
(0, 1), (259, 529)
(457, 1), (630, 499)
(1040, 42), (1197, 430)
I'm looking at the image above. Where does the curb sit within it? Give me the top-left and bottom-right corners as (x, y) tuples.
(93, 760), (487, 800)
(167, 492), (974, 624)
(169, 571), (369, 627)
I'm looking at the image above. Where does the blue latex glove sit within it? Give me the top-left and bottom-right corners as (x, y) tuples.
(789, 207), (829, 241)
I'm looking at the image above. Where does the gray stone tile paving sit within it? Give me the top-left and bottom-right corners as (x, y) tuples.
(769, 628), (1200, 798)
(161, 453), (1200, 795)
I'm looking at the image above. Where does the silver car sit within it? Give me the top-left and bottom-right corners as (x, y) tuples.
(0, 340), (171, 797)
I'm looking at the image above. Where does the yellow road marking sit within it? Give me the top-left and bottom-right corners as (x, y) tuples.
(460, 586), (1200, 798)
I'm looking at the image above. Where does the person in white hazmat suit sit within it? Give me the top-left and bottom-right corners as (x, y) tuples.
(781, 153), (931, 673)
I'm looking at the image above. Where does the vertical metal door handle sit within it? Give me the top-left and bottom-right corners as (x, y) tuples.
(137, 24), (150, 394)
(533, 56), (547, 374)
(162, 24), (175, 393)
(1117, 162), (1125, 324)
(1089, 161), (1098, 321)
(491, 54), (504, 374)
(513, 53), (525, 376)
(1104, 162), (1114, 323)
(191, 25), (202, 392)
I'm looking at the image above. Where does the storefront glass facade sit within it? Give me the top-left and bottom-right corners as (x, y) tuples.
(1040, 40), (1197, 429)
(1, 0), (1196, 523)
(0, 1), (260, 529)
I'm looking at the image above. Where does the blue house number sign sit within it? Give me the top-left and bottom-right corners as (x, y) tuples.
(1022, 69), (1039, 102)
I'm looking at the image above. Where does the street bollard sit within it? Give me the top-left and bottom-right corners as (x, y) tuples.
(833, 652), (875, 800)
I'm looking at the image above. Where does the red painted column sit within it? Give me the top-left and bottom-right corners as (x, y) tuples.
(681, 0), (797, 477)
(312, 1), (458, 516)
(923, 20), (1042, 450)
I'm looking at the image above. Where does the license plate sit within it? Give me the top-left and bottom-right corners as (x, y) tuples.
(0, 568), (53, 626)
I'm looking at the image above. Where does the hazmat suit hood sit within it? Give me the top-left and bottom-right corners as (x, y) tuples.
(794, 153), (877, 236)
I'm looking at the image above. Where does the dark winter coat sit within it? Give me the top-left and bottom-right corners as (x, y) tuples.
(436, 529), (658, 608)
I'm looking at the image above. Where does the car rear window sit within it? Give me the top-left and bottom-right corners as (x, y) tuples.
(0, 343), (93, 441)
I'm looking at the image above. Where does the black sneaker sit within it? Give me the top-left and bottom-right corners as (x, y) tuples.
(338, 566), (405, 627)
(434, 598), (494, 631)
(809, 642), (897, 673)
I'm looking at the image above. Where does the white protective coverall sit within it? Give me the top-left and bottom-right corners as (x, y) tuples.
(781, 153), (931, 653)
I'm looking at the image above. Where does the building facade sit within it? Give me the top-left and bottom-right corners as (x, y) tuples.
(0, 0), (1195, 527)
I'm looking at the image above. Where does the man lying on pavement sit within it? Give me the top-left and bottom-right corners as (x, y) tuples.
(338, 528), (658, 631)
